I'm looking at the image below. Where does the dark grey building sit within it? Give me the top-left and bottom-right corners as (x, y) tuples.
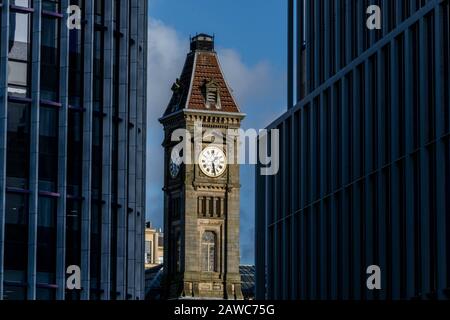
(256, 0), (450, 300)
(0, 0), (147, 300)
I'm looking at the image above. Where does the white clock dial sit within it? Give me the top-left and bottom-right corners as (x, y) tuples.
(169, 148), (182, 178)
(199, 146), (227, 178)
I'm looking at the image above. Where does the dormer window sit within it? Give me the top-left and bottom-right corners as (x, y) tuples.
(204, 80), (221, 110)
(207, 87), (218, 104)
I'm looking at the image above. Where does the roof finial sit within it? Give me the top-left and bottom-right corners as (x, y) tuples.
(190, 33), (215, 52)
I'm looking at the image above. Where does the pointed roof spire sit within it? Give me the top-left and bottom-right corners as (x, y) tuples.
(162, 34), (241, 118)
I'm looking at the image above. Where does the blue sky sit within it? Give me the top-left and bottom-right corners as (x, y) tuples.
(147, 0), (287, 264)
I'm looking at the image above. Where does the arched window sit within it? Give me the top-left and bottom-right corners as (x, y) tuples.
(201, 231), (216, 272)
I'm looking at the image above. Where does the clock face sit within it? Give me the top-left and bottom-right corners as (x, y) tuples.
(199, 146), (227, 178)
(169, 148), (182, 178)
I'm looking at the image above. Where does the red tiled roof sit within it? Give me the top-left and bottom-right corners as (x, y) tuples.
(163, 50), (240, 117)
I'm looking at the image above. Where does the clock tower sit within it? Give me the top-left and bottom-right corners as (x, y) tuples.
(159, 34), (245, 300)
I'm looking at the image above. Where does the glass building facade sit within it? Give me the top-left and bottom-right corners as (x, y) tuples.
(0, 0), (148, 300)
(256, 0), (450, 299)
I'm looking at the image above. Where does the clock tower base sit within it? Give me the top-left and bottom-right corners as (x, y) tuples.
(165, 273), (244, 300)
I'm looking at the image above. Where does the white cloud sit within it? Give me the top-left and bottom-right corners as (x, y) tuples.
(218, 48), (285, 129)
(147, 19), (188, 117)
(218, 48), (274, 106)
(146, 19), (188, 229)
